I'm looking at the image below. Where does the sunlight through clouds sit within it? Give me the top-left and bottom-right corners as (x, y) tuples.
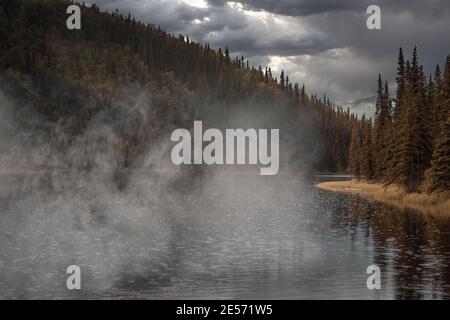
(180, 0), (208, 8)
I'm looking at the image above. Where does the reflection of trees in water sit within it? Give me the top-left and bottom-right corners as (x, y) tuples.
(346, 196), (450, 299)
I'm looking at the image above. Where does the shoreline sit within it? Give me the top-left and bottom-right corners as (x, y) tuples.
(316, 180), (450, 216)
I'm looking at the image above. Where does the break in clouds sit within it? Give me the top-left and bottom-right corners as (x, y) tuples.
(86, 0), (450, 105)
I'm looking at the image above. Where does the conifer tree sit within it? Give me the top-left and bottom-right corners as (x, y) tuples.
(442, 55), (450, 100)
(385, 48), (405, 185)
(374, 75), (391, 179)
(425, 111), (450, 194)
(348, 121), (362, 180)
(432, 65), (443, 137)
(361, 117), (374, 180)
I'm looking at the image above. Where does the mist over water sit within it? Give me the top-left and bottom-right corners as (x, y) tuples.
(1, 78), (450, 300)
(2, 170), (450, 299)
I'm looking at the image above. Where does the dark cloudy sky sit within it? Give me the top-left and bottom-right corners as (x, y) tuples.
(87, 0), (450, 105)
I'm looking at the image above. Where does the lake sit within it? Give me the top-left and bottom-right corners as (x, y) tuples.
(1, 172), (450, 299)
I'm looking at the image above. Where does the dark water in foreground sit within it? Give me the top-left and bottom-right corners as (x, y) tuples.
(1, 173), (450, 299)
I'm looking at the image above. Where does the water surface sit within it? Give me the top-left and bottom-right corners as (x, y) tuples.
(1, 173), (450, 299)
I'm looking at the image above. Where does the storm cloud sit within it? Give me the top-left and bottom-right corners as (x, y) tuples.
(87, 0), (450, 104)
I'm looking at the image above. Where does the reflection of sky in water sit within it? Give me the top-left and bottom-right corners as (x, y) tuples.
(1, 173), (450, 299)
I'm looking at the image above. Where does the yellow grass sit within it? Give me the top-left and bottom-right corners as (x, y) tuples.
(316, 180), (450, 216)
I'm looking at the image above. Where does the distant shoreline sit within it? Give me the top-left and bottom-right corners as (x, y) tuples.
(316, 180), (450, 216)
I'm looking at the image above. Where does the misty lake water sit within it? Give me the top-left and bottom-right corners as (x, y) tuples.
(1, 172), (450, 299)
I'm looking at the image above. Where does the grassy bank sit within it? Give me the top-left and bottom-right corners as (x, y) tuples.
(316, 180), (450, 216)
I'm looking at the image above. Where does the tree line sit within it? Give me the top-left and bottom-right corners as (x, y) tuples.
(348, 47), (449, 195)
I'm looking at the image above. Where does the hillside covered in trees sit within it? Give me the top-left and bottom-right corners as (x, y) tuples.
(348, 47), (449, 196)
(0, 0), (447, 198)
(0, 0), (354, 177)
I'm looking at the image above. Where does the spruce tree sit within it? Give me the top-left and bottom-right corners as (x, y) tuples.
(348, 121), (362, 180)
(374, 75), (391, 180)
(442, 55), (450, 100)
(425, 111), (450, 194)
(432, 65), (443, 137)
(385, 48), (406, 185)
(361, 117), (374, 180)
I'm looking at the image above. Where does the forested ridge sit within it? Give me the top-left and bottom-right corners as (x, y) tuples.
(0, 0), (353, 174)
(0, 0), (447, 197)
(348, 48), (449, 196)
